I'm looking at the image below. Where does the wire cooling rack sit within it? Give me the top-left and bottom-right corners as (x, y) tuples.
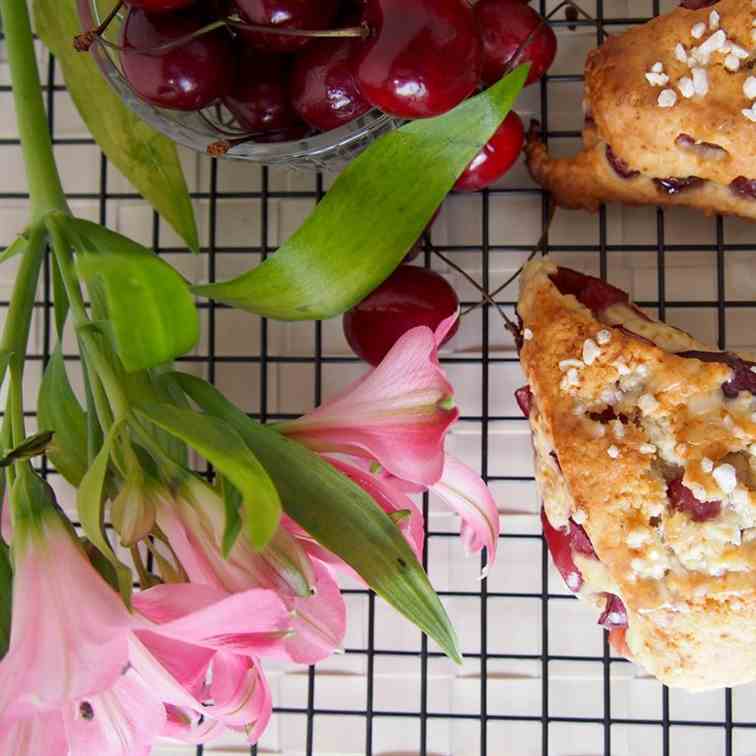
(3, 1), (756, 754)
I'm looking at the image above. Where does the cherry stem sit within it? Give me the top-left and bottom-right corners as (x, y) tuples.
(226, 18), (370, 40)
(74, 0), (125, 52)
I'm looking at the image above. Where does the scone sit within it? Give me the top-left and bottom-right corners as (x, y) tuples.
(526, 0), (756, 221)
(517, 259), (756, 690)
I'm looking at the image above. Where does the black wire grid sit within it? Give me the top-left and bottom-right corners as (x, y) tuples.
(2, 1), (756, 754)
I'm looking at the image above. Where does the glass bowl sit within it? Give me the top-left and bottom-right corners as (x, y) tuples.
(80, 0), (400, 171)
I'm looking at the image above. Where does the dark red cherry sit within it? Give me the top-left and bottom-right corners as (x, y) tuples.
(223, 50), (305, 137)
(289, 39), (371, 131)
(454, 111), (524, 192)
(120, 9), (232, 111)
(475, 0), (557, 87)
(234, 0), (340, 53)
(653, 176), (704, 195)
(667, 477), (721, 522)
(354, 0), (481, 119)
(343, 265), (459, 366)
(541, 508), (597, 594)
(126, 0), (195, 11)
(549, 267), (629, 314)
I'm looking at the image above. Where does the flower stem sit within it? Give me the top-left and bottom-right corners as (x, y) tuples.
(0, 0), (68, 220)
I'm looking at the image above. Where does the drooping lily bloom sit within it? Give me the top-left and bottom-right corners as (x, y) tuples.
(156, 478), (347, 664)
(278, 315), (460, 487)
(278, 315), (501, 568)
(0, 476), (134, 719)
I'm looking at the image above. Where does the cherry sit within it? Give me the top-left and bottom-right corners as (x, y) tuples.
(125, 0), (195, 11)
(514, 385), (533, 418)
(343, 265), (459, 366)
(233, 0), (340, 53)
(653, 176), (704, 195)
(290, 39), (371, 132)
(549, 267), (628, 315)
(354, 0), (481, 119)
(120, 9), (232, 111)
(731, 177), (756, 200)
(541, 509), (596, 593)
(454, 111), (524, 192)
(224, 50), (305, 138)
(667, 477), (721, 522)
(475, 0), (557, 87)
(598, 593), (628, 631)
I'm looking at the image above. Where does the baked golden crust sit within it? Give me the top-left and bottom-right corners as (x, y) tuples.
(519, 259), (756, 690)
(526, 0), (756, 221)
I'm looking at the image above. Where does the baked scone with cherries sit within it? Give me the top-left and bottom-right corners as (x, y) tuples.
(526, 0), (756, 221)
(517, 259), (756, 690)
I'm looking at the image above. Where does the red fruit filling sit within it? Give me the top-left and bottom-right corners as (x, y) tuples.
(731, 177), (756, 201)
(653, 176), (705, 195)
(598, 593), (628, 631)
(667, 477), (721, 522)
(676, 350), (756, 398)
(549, 267), (628, 314)
(606, 145), (640, 180)
(515, 385), (533, 418)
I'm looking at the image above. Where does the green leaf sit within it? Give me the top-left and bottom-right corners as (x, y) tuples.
(134, 403), (281, 549)
(38, 348), (88, 486)
(0, 541), (11, 659)
(51, 256), (69, 339)
(0, 430), (54, 468)
(32, 0), (199, 252)
(220, 476), (243, 558)
(0, 233), (28, 266)
(70, 220), (199, 372)
(78, 421), (132, 604)
(191, 67), (528, 321)
(174, 372), (461, 663)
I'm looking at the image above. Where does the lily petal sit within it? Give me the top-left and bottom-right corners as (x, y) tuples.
(328, 457), (425, 562)
(63, 669), (166, 756)
(280, 325), (459, 487)
(163, 704), (227, 744)
(0, 509), (133, 718)
(431, 455), (500, 568)
(0, 711), (67, 756)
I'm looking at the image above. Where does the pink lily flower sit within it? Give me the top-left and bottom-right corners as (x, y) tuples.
(0, 493), (134, 719)
(156, 479), (346, 665)
(278, 315), (460, 488)
(0, 710), (67, 755)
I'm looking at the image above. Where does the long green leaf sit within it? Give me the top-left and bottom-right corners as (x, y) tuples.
(192, 67), (528, 320)
(38, 348), (88, 486)
(174, 372), (461, 663)
(70, 220), (199, 372)
(134, 403), (281, 549)
(0, 233), (28, 266)
(32, 0), (199, 252)
(220, 476), (243, 558)
(0, 541), (11, 659)
(77, 421), (132, 604)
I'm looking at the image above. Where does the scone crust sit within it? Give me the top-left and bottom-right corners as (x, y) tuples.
(519, 259), (756, 690)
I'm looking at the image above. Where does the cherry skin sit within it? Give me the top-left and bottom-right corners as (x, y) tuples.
(475, 0), (557, 87)
(290, 39), (371, 132)
(233, 0), (340, 53)
(455, 111), (524, 192)
(125, 0), (195, 11)
(343, 265), (460, 366)
(224, 50), (306, 139)
(120, 9), (233, 111)
(354, 0), (482, 119)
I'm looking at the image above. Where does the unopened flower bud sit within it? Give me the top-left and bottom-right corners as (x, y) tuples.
(111, 478), (156, 547)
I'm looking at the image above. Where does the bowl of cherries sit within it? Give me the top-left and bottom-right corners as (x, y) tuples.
(78, 0), (556, 170)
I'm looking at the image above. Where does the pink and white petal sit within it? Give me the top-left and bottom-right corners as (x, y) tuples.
(163, 705), (227, 744)
(0, 710), (67, 756)
(285, 560), (346, 665)
(0, 513), (133, 717)
(434, 310), (460, 347)
(209, 652), (272, 742)
(139, 587), (293, 659)
(280, 325), (458, 487)
(64, 669), (166, 756)
(328, 458), (425, 562)
(133, 582), (231, 624)
(431, 456), (500, 568)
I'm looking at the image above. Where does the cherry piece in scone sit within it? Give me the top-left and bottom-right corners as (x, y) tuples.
(667, 477), (721, 522)
(223, 50), (305, 138)
(354, 0), (481, 119)
(541, 508), (597, 593)
(290, 39), (371, 132)
(455, 111), (524, 192)
(514, 385), (533, 418)
(234, 0), (340, 53)
(675, 351), (756, 398)
(343, 265), (459, 366)
(125, 0), (195, 10)
(120, 9), (232, 111)
(475, 0), (557, 87)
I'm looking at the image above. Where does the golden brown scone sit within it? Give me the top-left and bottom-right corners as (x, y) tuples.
(518, 259), (756, 690)
(526, 0), (756, 221)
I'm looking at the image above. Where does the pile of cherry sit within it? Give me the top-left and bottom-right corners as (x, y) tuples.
(115, 0), (555, 187)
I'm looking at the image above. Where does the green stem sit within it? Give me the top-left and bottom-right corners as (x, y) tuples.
(0, 0), (68, 220)
(46, 214), (129, 422)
